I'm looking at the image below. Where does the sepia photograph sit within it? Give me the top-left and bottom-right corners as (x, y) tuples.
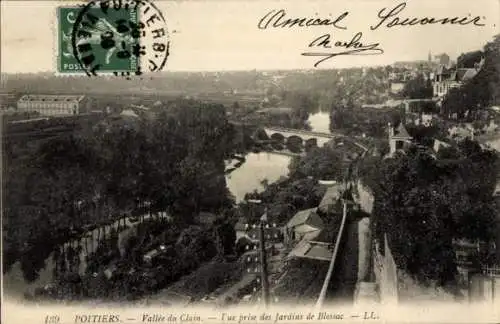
(1, 0), (500, 323)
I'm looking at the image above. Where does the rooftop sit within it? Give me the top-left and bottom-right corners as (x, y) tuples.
(286, 207), (321, 229)
(120, 109), (140, 118)
(255, 107), (294, 115)
(456, 68), (478, 82)
(286, 240), (332, 261)
(18, 95), (85, 102)
(392, 123), (412, 139)
(318, 184), (343, 214)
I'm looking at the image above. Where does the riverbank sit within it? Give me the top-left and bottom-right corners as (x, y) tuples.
(3, 110), (334, 305)
(3, 212), (170, 301)
(226, 152), (292, 203)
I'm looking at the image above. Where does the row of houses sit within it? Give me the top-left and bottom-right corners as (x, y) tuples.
(388, 51), (483, 104)
(432, 58), (484, 98)
(235, 182), (345, 266)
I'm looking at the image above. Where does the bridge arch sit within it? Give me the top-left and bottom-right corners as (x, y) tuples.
(270, 133), (286, 150)
(304, 138), (318, 152)
(253, 128), (270, 141)
(286, 135), (303, 153)
(271, 133), (285, 143)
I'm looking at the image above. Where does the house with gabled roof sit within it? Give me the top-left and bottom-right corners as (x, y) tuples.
(388, 122), (412, 156)
(285, 240), (333, 262)
(284, 208), (323, 245)
(432, 57), (484, 98)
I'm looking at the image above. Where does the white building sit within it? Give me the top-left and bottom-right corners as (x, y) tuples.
(17, 95), (91, 116)
(388, 123), (412, 156)
(432, 58), (484, 98)
(390, 82), (405, 94)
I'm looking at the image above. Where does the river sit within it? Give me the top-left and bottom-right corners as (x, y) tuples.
(4, 111), (332, 301)
(226, 111), (330, 202)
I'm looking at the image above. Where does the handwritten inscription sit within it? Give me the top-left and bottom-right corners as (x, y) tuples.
(371, 2), (486, 30)
(258, 9), (348, 30)
(257, 1), (487, 67)
(302, 32), (384, 67)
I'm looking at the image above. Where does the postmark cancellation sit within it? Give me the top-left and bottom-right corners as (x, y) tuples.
(56, 0), (169, 77)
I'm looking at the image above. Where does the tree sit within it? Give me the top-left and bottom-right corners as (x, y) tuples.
(214, 220), (236, 257)
(281, 91), (317, 129)
(371, 143), (498, 285)
(400, 74), (433, 99)
(288, 145), (344, 180)
(4, 98), (240, 286)
(231, 101), (240, 112)
(441, 35), (500, 120)
(456, 50), (483, 68)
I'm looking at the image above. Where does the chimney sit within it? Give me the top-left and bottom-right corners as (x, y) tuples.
(388, 122), (394, 137)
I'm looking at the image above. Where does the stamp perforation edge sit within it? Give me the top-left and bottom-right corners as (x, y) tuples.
(53, 0), (169, 78)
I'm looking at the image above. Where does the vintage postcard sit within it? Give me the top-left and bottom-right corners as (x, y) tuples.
(1, 0), (500, 323)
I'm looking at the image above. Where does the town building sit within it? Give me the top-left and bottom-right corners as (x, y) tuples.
(453, 239), (481, 288)
(17, 94), (91, 116)
(401, 99), (439, 126)
(284, 208), (323, 246)
(433, 139), (452, 153)
(0, 91), (18, 110)
(234, 219), (249, 242)
(120, 108), (139, 118)
(255, 107), (294, 116)
(285, 240), (332, 262)
(447, 124), (475, 140)
(388, 123), (412, 156)
(432, 58), (484, 98)
(390, 82), (405, 95)
(433, 53), (451, 67)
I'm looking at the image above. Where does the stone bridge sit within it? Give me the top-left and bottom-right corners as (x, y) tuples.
(261, 126), (342, 148)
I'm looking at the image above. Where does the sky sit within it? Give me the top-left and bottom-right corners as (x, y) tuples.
(1, 0), (499, 73)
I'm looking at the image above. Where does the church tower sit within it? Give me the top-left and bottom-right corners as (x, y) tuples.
(428, 51), (432, 62)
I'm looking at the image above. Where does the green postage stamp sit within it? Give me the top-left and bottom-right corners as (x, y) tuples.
(56, 0), (170, 77)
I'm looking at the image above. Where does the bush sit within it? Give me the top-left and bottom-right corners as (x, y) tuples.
(371, 143), (498, 285)
(180, 262), (241, 297)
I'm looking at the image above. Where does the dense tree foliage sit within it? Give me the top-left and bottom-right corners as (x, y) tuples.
(406, 123), (450, 147)
(243, 178), (325, 225)
(362, 140), (498, 285)
(330, 104), (401, 138)
(456, 50), (484, 69)
(280, 91), (317, 129)
(400, 74), (433, 99)
(442, 35), (500, 120)
(3, 100), (237, 280)
(288, 145), (345, 180)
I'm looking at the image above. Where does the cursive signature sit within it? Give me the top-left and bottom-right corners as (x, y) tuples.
(258, 9), (349, 30)
(302, 32), (384, 67)
(371, 2), (485, 30)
